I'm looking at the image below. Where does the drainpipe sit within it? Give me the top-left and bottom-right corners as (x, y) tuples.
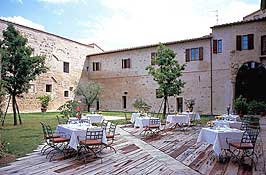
(210, 37), (213, 115)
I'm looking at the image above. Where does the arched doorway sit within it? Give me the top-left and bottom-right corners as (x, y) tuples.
(235, 61), (266, 102)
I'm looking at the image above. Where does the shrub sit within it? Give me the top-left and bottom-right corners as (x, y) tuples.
(132, 98), (151, 113)
(58, 100), (80, 118)
(37, 95), (51, 108)
(248, 100), (266, 115)
(185, 98), (195, 112)
(233, 95), (248, 115)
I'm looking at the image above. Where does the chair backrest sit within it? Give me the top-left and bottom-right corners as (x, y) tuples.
(101, 120), (108, 130)
(108, 123), (117, 136)
(40, 122), (48, 139)
(149, 118), (160, 126)
(241, 126), (260, 146)
(85, 129), (103, 140)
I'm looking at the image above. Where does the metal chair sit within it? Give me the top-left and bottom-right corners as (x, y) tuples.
(101, 120), (109, 131)
(140, 118), (160, 136)
(104, 122), (117, 153)
(44, 123), (70, 161)
(78, 129), (104, 163)
(40, 122), (60, 155)
(226, 126), (260, 169)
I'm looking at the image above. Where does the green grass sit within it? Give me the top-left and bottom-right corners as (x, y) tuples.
(0, 111), (215, 158)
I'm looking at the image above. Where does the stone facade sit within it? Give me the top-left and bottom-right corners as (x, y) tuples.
(0, 19), (102, 112)
(87, 17), (266, 115)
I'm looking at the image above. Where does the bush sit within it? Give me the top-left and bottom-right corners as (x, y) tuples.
(58, 100), (80, 118)
(248, 100), (266, 115)
(233, 95), (248, 115)
(132, 98), (151, 113)
(37, 95), (51, 108)
(185, 98), (195, 112)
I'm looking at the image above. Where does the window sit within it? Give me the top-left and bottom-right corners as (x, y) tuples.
(122, 96), (127, 109)
(156, 89), (163, 98)
(64, 91), (69, 97)
(176, 97), (183, 113)
(185, 47), (203, 62)
(213, 39), (223, 54)
(218, 40), (222, 53)
(46, 84), (52, 92)
(63, 62), (69, 73)
(151, 52), (157, 65)
(122, 58), (131, 69)
(242, 35), (248, 50)
(236, 34), (254, 51)
(261, 35), (266, 55)
(93, 62), (101, 71)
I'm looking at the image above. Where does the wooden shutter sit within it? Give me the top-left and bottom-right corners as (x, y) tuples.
(185, 49), (190, 62)
(122, 59), (124, 68)
(262, 35), (266, 55)
(93, 62), (95, 71)
(248, 34), (254, 50)
(213, 40), (217, 54)
(236, 35), (242, 51)
(199, 47), (203, 61)
(127, 59), (131, 68)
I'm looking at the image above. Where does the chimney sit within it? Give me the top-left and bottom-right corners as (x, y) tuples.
(261, 0), (266, 10)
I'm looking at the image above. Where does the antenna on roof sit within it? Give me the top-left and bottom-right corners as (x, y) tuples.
(209, 10), (219, 25)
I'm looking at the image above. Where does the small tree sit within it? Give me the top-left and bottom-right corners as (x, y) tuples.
(57, 100), (80, 118)
(75, 82), (101, 112)
(146, 43), (185, 118)
(132, 98), (151, 113)
(0, 24), (48, 125)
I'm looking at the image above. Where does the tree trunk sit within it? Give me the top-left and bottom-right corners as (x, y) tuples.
(163, 96), (168, 119)
(12, 95), (17, 126)
(15, 99), (22, 125)
(87, 104), (90, 112)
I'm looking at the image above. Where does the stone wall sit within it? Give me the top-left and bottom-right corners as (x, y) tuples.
(87, 38), (212, 114)
(0, 19), (101, 112)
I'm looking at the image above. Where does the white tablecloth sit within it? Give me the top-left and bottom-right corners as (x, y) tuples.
(221, 114), (240, 121)
(68, 116), (90, 124)
(166, 114), (190, 125)
(86, 114), (103, 124)
(131, 113), (140, 123)
(213, 120), (242, 129)
(197, 127), (244, 155)
(56, 124), (107, 150)
(134, 117), (160, 129)
(182, 112), (201, 121)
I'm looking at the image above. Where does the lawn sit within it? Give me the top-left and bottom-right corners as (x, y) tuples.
(0, 111), (214, 158)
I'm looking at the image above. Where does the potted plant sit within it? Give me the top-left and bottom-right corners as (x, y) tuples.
(37, 95), (51, 112)
(233, 95), (248, 117)
(185, 99), (195, 112)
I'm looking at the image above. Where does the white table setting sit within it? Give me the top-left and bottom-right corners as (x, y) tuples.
(56, 123), (107, 150)
(85, 114), (103, 124)
(197, 126), (244, 156)
(166, 114), (190, 126)
(134, 116), (160, 129)
(181, 112), (201, 121)
(213, 120), (242, 130)
(221, 114), (240, 121)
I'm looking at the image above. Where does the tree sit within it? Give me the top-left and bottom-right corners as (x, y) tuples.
(0, 24), (48, 125)
(146, 43), (185, 118)
(75, 82), (102, 112)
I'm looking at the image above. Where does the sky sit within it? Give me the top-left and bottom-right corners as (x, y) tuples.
(0, 0), (261, 51)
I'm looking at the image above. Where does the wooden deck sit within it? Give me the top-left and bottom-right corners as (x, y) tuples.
(0, 123), (265, 175)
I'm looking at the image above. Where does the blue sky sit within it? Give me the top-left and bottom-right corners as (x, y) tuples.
(0, 0), (261, 50)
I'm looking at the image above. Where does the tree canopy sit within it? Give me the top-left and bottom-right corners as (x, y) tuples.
(0, 24), (48, 125)
(75, 81), (102, 112)
(146, 43), (185, 117)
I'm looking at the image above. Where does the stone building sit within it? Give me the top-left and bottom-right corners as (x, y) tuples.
(86, 5), (266, 115)
(0, 1), (266, 114)
(0, 19), (102, 112)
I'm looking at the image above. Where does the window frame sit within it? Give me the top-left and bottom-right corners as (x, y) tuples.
(46, 84), (52, 92)
(242, 35), (249, 50)
(92, 62), (101, 71)
(217, 40), (222, 53)
(63, 62), (69, 73)
(64, 91), (69, 97)
(122, 58), (131, 69)
(191, 48), (200, 61)
(261, 35), (266, 55)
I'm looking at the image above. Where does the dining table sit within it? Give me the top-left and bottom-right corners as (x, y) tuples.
(213, 120), (242, 129)
(56, 124), (107, 150)
(134, 117), (160, 129)
(166, 114), (190, 125)
(86, 114), (103, 124)
(197, 127), (244, 156)
(181, 112), (201, 121)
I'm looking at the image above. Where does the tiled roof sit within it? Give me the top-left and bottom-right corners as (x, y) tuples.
(211, 16), (266, 29)
(87, 35), (212, 57)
